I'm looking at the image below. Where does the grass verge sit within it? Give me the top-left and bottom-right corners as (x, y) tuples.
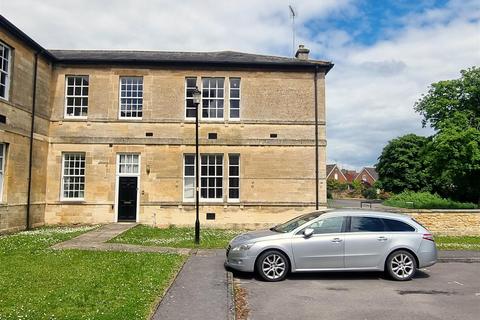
(0, 226), (186, 319)
(109, 225), (245, 249)
(435, 235), (480, 251)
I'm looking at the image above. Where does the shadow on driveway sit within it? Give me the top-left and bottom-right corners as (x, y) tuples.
(231, 269), (430, 282)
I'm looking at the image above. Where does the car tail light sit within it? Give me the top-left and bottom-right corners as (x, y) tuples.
(423, 233), (434, 242)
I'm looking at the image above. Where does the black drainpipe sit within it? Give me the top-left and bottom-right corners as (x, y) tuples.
(26, 51), (39, 230)
(314, 66), (319, 210)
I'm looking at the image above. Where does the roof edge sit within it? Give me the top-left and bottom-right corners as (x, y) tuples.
(52, 58), (333, 72)
(0, 15), (334, 73)
(0, 15), (55, 60)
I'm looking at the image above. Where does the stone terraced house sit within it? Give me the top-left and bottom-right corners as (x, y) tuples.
(0, 15), (333, 233)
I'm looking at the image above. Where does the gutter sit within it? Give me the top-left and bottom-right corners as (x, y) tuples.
(52, 59), (334, 73)
(26, 51), (39, 230)
(314, 65), (319, 210)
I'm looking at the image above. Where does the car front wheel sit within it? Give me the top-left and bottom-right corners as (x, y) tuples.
(386, 250), (417, 281)
(256, 250), (289, 282)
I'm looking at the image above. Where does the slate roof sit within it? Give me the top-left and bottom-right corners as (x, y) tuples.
(0, 15), (333, 72)
(49, 49), (334, 72)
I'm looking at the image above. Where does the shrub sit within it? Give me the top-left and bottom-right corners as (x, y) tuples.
(327, 190), (333, 199)
(384, 191), (478, 209)
(362, 187), (378, 199)
(378, 191), (392, 201)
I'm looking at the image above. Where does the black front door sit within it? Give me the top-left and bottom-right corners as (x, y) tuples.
(118, 176), (138, 221)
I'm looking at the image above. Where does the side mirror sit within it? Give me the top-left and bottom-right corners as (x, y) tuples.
(303, 228), (314, 238)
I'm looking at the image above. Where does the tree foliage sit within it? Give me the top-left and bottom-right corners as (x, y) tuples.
(414, 67), (480, 130)
(425, 113), (480, 203)
(378, 67), (480, 204)
(376, 134), (430, 194)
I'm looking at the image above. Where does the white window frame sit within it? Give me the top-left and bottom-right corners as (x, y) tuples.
(200, 154), (224, 202)
(114, 153), (141, 223)
(185, 77), (197, 120)
(0, 41), (12, 101)
(117, 153), (140, 175)
(201, 77), (225, 121)
(183, 154), (196, 202)
(229, 78), (241, 120)
(60, 153), (86, 201)
(228, 154), (240, 202)
(64, 75), (89, 119)
(119, 76), (143, 120)
(0, 143), (5, 202)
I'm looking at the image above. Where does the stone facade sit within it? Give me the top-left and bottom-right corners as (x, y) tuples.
(0, 17), (331, 232)
(0, 26), (52, 233)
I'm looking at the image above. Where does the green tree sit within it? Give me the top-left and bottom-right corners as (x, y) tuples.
(425, 112), (480, 204)
(414, 67), (480, 130)
(414, 67), (480, 204)
(376, 134), (430, 194)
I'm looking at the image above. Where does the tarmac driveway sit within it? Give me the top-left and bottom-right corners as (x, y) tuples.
(234, 263), (479, 320)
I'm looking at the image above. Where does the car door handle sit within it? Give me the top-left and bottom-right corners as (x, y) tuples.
(377, 236), (388, 241)
(331, 238), (343, 243)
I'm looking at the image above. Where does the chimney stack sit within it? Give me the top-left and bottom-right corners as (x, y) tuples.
(295, 44), (310, 60)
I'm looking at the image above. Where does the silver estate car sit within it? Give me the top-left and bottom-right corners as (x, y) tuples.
(225, 210), (437, 281)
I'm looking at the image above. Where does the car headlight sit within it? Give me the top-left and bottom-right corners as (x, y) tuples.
(231, 243), (254, 252)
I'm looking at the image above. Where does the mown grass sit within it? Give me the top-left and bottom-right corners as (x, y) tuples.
(384, 191), (478, 209)
(435, 235), (480, 251)
(110, 225), (246, 249)
(0, 226), (186, 319)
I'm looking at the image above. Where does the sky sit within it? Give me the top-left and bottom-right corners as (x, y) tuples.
(1, 0), (479, 170)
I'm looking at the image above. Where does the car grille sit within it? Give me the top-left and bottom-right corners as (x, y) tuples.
(226, 245), (231, 257)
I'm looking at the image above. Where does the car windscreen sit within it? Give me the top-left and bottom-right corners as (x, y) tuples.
(271, 211), (325, 233)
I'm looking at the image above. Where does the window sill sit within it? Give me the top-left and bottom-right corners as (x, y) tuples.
(118, 117), (143, 121)
(59, 199), (86, 204)
(64, 116), (88, 120)
(184, 118), (226, 123)
(182, 199), (233, 204)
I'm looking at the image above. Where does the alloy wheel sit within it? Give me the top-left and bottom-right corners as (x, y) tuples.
(261, 254), (286, 280)
(390, 253), (414, 279)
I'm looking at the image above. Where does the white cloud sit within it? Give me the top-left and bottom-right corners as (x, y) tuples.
(320, 1), (479, 169)
(1, 0), (478, 170)
(0, 0), (352, 54)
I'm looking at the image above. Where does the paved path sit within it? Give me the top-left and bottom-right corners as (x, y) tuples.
(51, 223), (190, 254)
(152, 249), (233, 320)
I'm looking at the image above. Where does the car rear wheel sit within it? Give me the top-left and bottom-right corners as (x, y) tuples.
(386, 250), (417, 281)
(256, 250), (289, 282)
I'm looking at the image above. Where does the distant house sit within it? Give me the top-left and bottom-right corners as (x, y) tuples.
(355, 167), (379, 187)
(326, 164), (347, 183)
(342, 169), (358, 183)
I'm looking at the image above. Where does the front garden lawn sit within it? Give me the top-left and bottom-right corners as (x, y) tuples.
(434, 235), (480, 251)
(110, 225), (245, 249)
(0, 226), (186, 319)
